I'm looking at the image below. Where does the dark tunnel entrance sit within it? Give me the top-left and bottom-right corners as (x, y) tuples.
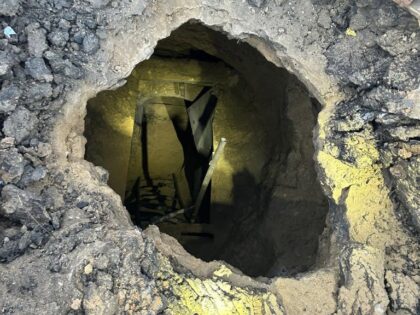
(127, 89), (218, 226)
(84, 22), (329, 277)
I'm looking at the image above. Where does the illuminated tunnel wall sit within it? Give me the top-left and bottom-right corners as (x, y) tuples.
(84, 22), (328, 277)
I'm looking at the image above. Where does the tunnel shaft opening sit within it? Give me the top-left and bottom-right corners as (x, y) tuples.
(84, 21), (329, 277)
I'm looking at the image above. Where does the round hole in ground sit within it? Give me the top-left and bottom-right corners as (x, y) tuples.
(83, 21), (329, 278)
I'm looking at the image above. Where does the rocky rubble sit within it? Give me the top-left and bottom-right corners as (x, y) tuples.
(0, 0), (418, 314)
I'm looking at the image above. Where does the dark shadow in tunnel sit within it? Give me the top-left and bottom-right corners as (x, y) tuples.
(182, 168), (277, 276)
(140, 117), (153, 187)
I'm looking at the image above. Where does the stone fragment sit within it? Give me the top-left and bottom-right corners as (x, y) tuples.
(3, 107), (39, 143)
(393, 0), (413, 7)
(0, 185), (51, 228)
(0, 84), (21, 113)
(26, 83), (53, 102)
(349, 12), (368, 31)
(247, 0), (266, 8)
(70, 299), (81, 310)
(326, 39), (391, 88)
(0, 148), (25, 184)
(62, 62), (84, 79)
(0, 137), (15, 149)
(317, 9), (332, 29)
(31, 166), (47, 181)
(25, 57), (53, 82)
(0, 51), (13, 76)
(35, 142), (52, 158)
(83, 283), (118, 314)
(375, 5), (399, 28)
(85, 0), (111, 8)
(52, 0), (73, 9)
(84, 263), (93, 275)
(390, 157), (420, 230)
(385, 55), (419, 90)
(48, 29), (69, 47)
(388, 126), (420, 141)
(26, 24), (48, 57)
(0, 0), (21, 16)
(82, 33), (100, 54)
(45, 51), (84, 78)
(377, 30), (420, 56)
(385, 270), (419, 313)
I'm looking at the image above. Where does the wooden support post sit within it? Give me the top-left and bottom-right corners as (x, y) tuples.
(191, 138), (227, 223)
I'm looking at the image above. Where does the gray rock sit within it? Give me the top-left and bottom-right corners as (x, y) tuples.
(385, 270), (420, 313)
(0, 148), (25, 184)
(388, 126), (420, 141)
(35, 142), (52, 158)
(25, 57), (53, 82)
(0, 185), (51, 228)
(335, 111), (375, 132)
(385, 55), (419, 90)
(62, 61), (84, 79)
(0, 51), (13, 76)
(82, 33), (100, 54)
(26, 24), (48, 57)
(377, 30), (420, 56)
(73, 31), (85, 44)
(0, 137), (15, 149)
(247, 0), (266, 8)
(317, 9), (332, 29)
(0, 84), (21, 114)
(52, 0), (73, 10)
(389, 156), (420, 231)
(326, 38), (391, 88)
(48, 29), (69, 47)
(26, 83), (53, 102)
(0, 0), (21, 16)
(375, 5), (399, 29)
(349, 12), (369, 31)
(58, 19), (71, 31)
(85, 0), (111, 8)
(3, 107), (39, 143)
(93, 166), (109, 184)
(45, 51), (84, 78)
(31, 166), (47, 181)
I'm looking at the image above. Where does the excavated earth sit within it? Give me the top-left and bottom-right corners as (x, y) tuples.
(0, 0), (419, 314)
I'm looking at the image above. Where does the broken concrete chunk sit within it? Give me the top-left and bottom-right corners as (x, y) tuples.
(25, 57), (53, 82)
(26, 24), (48, 57)
(349, 12), (369, 31)
(35, 142), (52, 158)
(0, 0), (21, 16)
(0, 137), (15, 149)
(0, 148), (25, 184)
(317, 9), (332, 29)
(385, 270), (419, 312)
(48, 29), (69, 47)
(377, 30), (420, 56)
(385, 55), (419, 90)
(0, 84), (21, 114)
(388, 126), (420, 141)
(85, 0), (111, 8)
(3, 107), (39, 143)
(93, 166), (109, 184)
(0, 184), (51, 228)
(0, 51), (13, 76)
(82, 33), (100, 54)
(31, 166), (47, 181)
(26, 83), (53, 102)
(247, 0), (266, 8)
